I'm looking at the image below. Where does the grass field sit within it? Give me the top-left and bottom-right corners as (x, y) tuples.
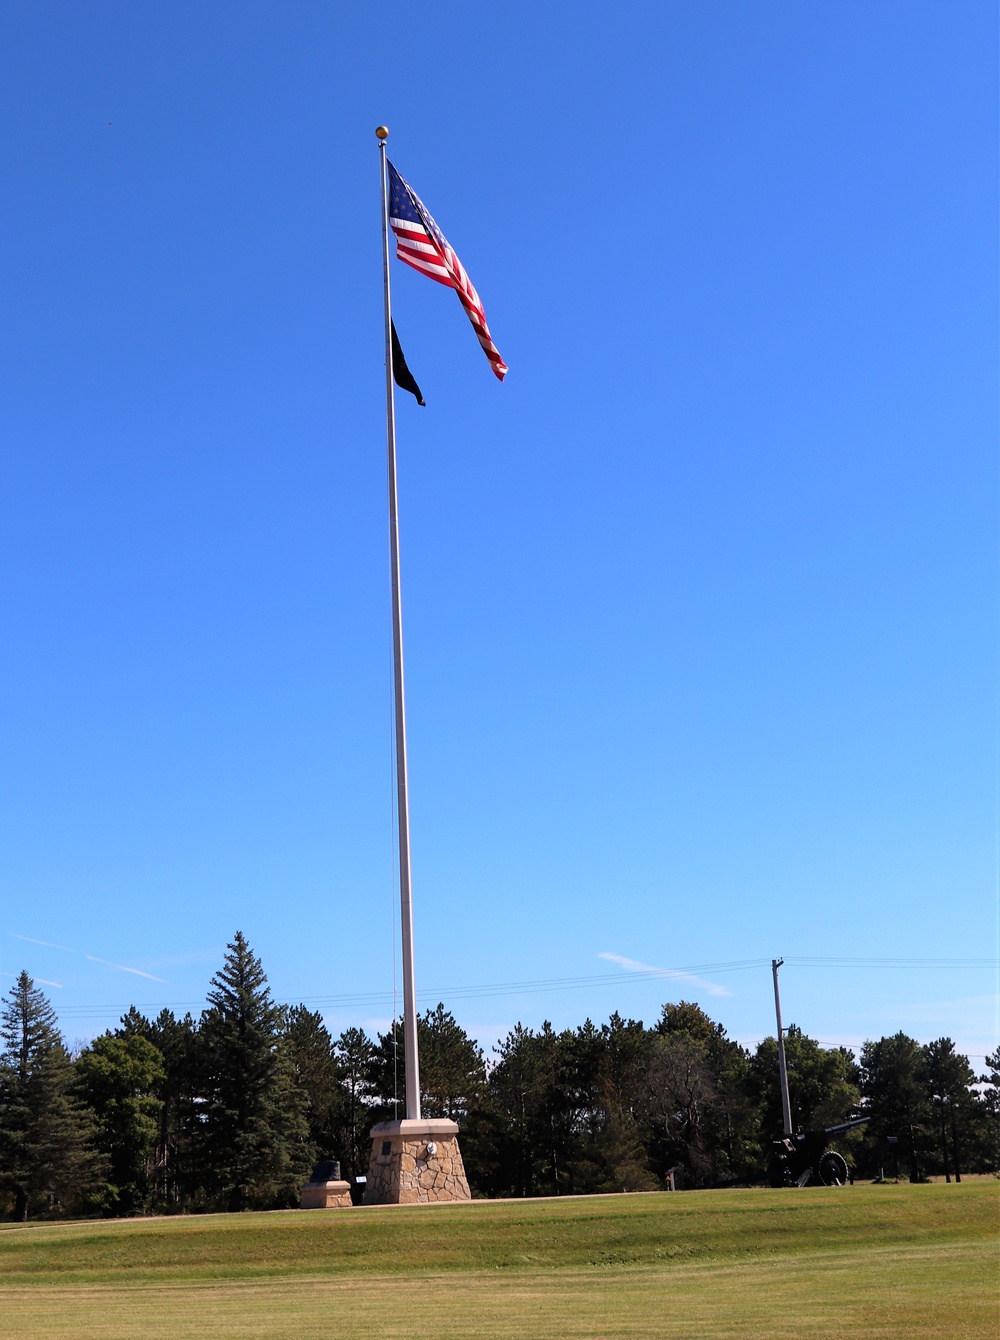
(0, 1181), (996, 1338)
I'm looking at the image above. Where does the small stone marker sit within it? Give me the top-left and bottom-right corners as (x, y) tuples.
(299, 1158), (353, 1209)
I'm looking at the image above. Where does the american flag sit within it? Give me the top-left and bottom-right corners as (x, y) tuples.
(387, 160), (507, 382)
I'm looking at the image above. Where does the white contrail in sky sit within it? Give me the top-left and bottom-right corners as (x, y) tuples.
(5, 932), (167, 984)
(7, 933), (75, 953)
(86, 956), (167, 984)
(0, 968), (63, 988)
(598, 951), (732, 997)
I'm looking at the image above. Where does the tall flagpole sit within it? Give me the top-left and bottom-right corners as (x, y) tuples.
(377, 125), (421, 1122)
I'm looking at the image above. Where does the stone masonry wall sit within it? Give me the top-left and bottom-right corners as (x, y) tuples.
(364, 1130), (471, 1205)
(299, 1179), (353, 1209)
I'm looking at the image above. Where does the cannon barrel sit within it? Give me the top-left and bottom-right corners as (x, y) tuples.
(822, 1115), (869, 1138)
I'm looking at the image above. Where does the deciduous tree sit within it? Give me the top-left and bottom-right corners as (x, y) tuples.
(750, 1026), (860, 1136)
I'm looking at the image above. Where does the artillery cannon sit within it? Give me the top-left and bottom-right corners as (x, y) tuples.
(767, 1115), (869, 1187)
(767, 959), (867, 1187)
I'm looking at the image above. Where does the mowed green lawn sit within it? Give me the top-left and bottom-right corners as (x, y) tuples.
(0, 1181), (995, 1338)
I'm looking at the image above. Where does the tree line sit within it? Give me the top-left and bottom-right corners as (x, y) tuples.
(1, 933), (996, 1219)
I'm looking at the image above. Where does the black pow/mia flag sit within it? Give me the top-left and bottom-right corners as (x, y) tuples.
(391, 321), (425, 406)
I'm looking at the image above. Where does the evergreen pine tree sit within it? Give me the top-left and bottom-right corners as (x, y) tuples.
(590, 1013), (656, 1192)
(859, 1032), (930, 1181)
(978, 1047), (1000, 1173)
(199, 933), (310, 1210)
(922, 1038), (977, 1181)
(140, 1009), (202, 1210)
(416, 1004), (485, 1120)
(75, 1032), (165, 1215)
(0, 971), (97, 1220)
(283, 1006), (346, 1159)
(482, 1022), (576, 1197)
(334, 1027), (376, 1182)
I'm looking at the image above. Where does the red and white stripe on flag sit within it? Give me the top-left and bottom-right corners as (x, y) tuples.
(387, 161), (507, 382)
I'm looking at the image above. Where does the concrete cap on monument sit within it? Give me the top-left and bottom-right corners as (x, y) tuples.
(369, 1119), (460, 1139)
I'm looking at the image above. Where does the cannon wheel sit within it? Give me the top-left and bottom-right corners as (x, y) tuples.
(817, 1150), (848, 1186)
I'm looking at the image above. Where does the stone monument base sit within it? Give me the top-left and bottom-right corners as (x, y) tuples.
(363, 1118), (471, 1204)
(299, 1178), (353, 1209)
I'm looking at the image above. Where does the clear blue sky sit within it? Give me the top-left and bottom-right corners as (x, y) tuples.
(0, 2), (995, 1065)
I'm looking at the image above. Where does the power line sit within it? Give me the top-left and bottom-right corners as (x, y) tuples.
(48, 954), (998, 1020)
(786, 957), (998, 968)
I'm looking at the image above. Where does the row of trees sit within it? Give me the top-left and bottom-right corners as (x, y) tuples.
(1, 933), (996, 1219)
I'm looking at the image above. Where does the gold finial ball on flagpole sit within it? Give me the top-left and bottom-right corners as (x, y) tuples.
(375, 125), (389, 140)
